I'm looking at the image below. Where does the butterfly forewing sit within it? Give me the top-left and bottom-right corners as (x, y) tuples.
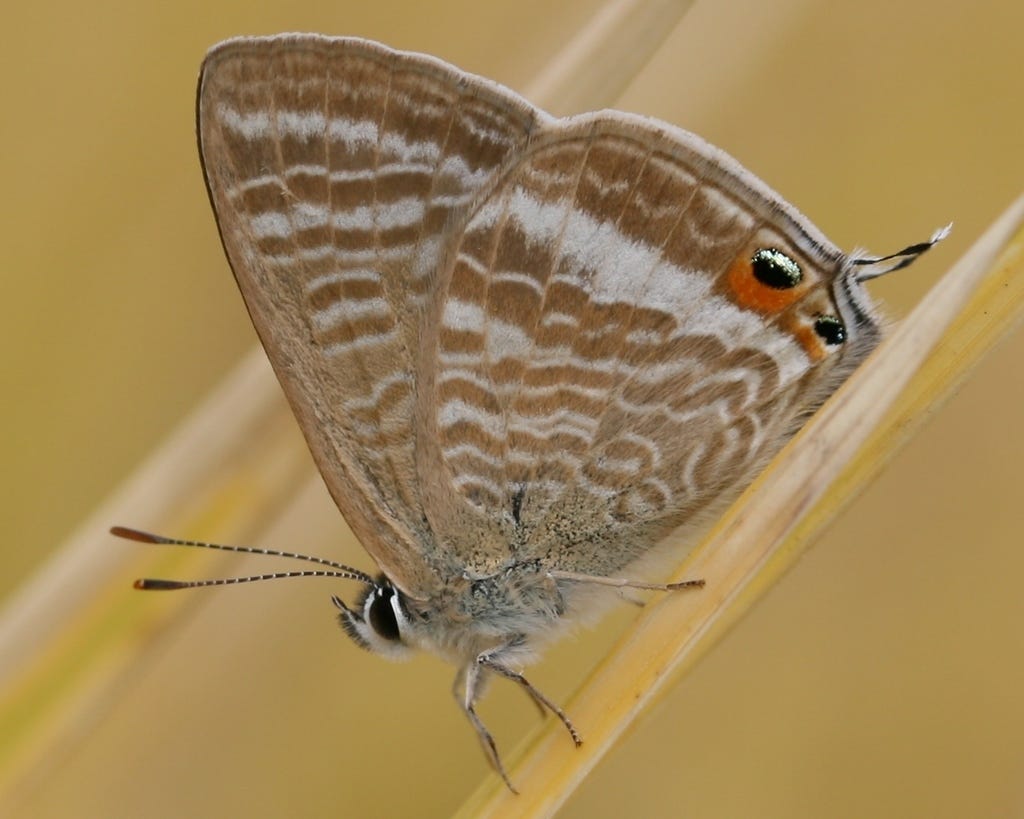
(197, 36), (541, 593)
(419, 121), (877, 578)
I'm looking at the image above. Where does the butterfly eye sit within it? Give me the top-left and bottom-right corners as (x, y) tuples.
(751, 248), (803, 289)
(367, 586), (402, 642)
(333, 586), (411, 659)
(814, 315), (847, 345)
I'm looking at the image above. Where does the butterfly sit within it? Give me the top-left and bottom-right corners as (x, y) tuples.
(116, 33), (943, 788)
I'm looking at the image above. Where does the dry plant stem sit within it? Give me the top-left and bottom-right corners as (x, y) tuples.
(523, 0), (695, 113)
(456, 197), (1024, 818)
(0, 355), (313, 802)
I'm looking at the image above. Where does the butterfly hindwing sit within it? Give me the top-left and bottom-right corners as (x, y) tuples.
(419, 119), (879, 578)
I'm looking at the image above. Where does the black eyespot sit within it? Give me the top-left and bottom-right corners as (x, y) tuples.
(751, 248), (803, 289)
(367, 587), (401, 642)
(814, 315), (847, 345)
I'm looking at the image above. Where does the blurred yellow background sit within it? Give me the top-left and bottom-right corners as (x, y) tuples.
(2, 0), (1022, 817)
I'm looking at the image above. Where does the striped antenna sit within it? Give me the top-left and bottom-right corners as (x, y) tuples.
(111, 526), (376, 590)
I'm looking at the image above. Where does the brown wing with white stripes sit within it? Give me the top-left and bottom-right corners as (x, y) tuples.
(197, 35), (541, 593)
(417, 118), (880, 578)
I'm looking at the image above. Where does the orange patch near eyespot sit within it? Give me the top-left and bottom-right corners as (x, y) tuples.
(726, 255), (806, 313)
(789, 319), (829, 362)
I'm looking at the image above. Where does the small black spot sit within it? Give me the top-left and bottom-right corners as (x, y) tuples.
(751, 248), (802, 289)
(814, 315), (847, 345)
(367, 587), (401, 641)
(510, 485), (525, 526)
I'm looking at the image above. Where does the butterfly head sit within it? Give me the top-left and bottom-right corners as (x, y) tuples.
(332, 578), (416, 661)
(115, 526), (421, 660)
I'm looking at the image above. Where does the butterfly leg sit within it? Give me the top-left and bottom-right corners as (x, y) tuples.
(457, 662), (517, 792)
(548, 569), (705, 593)
(477, 644), (582, 749)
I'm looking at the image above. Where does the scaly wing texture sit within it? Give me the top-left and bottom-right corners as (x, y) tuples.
(198, 35), (542, 593)
(418, 119), (879, 578)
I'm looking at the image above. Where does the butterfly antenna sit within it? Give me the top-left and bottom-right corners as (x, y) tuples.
(111, 525), (376, 589)
(852, 224), (951, 282)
